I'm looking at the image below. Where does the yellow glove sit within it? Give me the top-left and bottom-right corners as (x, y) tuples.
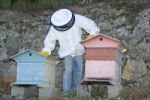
(39, 51), (51, 57)
(87, 34), (95, 39)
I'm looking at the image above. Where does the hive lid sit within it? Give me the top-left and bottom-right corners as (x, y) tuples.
(81, 34), (120, 48)
(10, 49), (47, 63)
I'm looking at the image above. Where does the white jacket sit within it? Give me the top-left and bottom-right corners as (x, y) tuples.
(42, 14), (100, 58)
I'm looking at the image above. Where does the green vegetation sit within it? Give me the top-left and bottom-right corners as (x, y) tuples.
(0, 0), (80, 9)
(68, 88), (77, 97)
(90, 85), (108, 99)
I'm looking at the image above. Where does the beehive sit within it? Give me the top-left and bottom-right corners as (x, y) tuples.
(10, 49), (55, 87)
(81, 34), (122, 85)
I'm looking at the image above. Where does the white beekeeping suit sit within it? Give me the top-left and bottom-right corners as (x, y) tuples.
(42, 9), (100, 58)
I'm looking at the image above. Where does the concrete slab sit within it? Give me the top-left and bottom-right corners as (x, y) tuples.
(39, 85), (58, 100)
(11, 86), (36, 99)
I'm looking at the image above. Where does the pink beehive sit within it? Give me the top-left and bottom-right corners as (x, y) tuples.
(81, 34), (122, 85)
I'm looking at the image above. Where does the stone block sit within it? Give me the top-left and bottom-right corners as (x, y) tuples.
(11, 86), (35, 99)
(39, 85), (58, 100)
(108, 85), (122, 98)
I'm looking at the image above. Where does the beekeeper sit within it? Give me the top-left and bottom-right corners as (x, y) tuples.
(41, 8), (100, 96)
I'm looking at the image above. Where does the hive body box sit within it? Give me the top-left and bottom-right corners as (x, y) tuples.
(10, 49), (55, 87)
(81, 34), (122, 85)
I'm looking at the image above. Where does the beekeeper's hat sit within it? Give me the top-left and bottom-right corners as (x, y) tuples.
(50, 8), (75, 31)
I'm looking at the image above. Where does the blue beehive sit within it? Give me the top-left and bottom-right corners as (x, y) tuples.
(10, 49), (55, 87)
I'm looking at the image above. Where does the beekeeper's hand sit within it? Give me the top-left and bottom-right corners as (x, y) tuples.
(87, 34), (95, 39)
(39, 51), (51, 57)
(55, 60), (61, 65)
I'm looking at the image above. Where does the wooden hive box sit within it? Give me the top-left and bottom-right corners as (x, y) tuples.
(81, 34), (122, 85)
(10, 49), (55, 87)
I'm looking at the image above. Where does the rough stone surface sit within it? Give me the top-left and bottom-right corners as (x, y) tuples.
(122, 59), (147, 80)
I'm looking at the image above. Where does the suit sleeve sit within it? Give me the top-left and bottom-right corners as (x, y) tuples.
(42, 27), (56, 54)
(76, 14), (100, 35)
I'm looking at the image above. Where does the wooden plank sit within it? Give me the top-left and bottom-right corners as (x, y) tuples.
(85, 48), (116, 60)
